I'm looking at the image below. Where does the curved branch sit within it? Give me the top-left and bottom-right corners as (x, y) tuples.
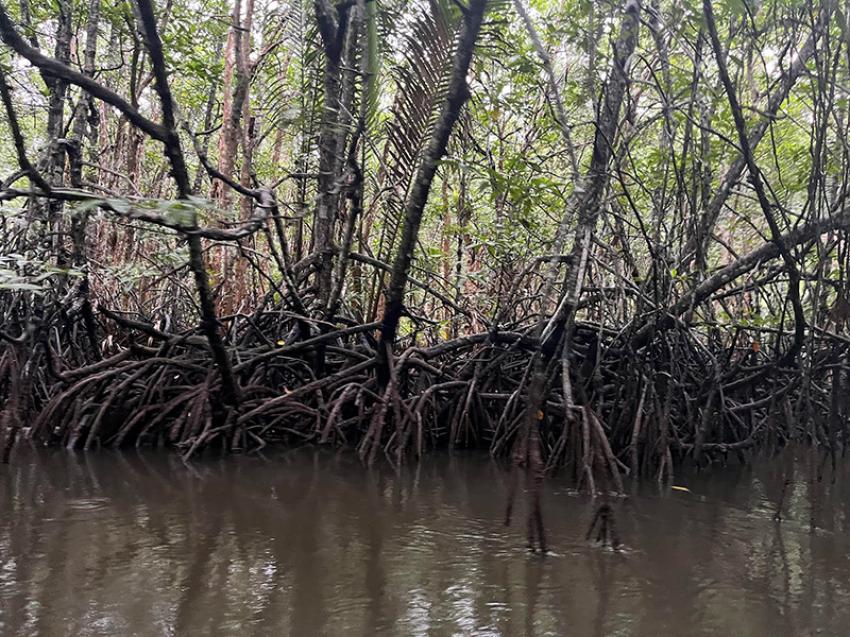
(632, 206), (850, 349)
(0, 186), (271, 241)
(0, 66), (50, 191)
(0, 2), (168, 142)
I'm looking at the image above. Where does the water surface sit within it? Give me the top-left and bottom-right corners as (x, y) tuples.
(2, 447), (849, 636)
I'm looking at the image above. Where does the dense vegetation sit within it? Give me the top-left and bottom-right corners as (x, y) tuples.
(1, 0), (848, 546)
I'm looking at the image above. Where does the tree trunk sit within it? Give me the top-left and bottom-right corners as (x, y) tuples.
(67, 0), (101, 360)
(377, 0), (489, 381)
(681, 6), (830, 269)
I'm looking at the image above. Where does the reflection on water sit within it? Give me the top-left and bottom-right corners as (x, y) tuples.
(1, 447), (850, 636)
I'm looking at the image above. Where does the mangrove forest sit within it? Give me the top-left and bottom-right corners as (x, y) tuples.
(2, 0), (850, 574)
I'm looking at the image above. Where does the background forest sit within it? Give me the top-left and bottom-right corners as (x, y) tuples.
(1, 0), (849, 543)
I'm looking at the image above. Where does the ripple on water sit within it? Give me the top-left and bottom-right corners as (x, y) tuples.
(41, 497), (113, 522)
(3, 448), (850, 637)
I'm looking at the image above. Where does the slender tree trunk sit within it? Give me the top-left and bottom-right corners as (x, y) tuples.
(682, 6), (829, 269)
(44, 0), (72, 259)
(313, 0), (359, 314)
(377, 0), (489, 381)
(541, 0), (641, 349)
(212, 0), (242, 206)
(135, 0), (240, 406)
(67, 0), (101, 360)
(704, 0), (806, 366)
(503, 1), (641, 550)
(513, 0), (578, 181)
(193, 41), (223, 193)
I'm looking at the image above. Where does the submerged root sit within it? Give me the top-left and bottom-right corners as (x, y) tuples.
(586, 502), (621, 549)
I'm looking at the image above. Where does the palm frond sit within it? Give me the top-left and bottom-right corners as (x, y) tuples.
(364, 0), (463, 317)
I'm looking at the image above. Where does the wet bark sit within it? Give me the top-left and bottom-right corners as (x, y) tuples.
(377, 0), (489, 381)
(134, 0), (240, 405)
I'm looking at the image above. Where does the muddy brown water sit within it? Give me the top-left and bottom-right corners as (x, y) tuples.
(1, 447), (850, 636)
